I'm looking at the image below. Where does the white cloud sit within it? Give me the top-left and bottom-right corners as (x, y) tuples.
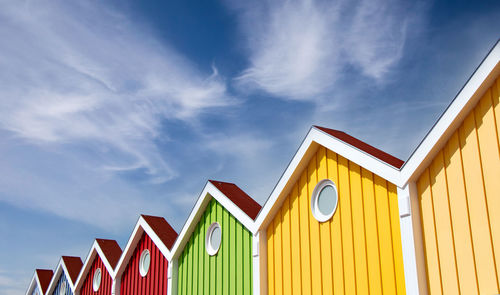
(230, 0), (422, 100)
(0, 0), (233, 182)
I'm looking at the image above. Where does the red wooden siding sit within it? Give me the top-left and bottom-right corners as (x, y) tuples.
(120, 232), (169, 295)
(81, 255), (113, 295)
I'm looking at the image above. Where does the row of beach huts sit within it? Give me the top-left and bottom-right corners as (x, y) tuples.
(27, 41), (500, 295)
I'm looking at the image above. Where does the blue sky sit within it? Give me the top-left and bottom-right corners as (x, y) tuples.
(0, 0), (499, 293)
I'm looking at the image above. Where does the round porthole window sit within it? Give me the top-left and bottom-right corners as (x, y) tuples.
(205, 222), (221, 256)
(311, 179), (338, 222)
(139, 249), (151, 277)
(60, 281), (67, 294)
(92, 268), (101, 292)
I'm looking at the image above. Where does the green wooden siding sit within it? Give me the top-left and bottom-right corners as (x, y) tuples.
(177, 198), (253, 295)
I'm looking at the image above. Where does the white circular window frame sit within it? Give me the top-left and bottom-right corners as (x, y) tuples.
(205, 222), (221, 256)
(139, 249), (151, 277)
(92, 268), (101, 292)
(311, 179), (339, 222)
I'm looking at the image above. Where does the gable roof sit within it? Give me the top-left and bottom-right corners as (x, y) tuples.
(209, 180), (261, 220)
(62, 256), (83, 285)
(74, 239), (122, 292)
(255, 125), (403, 230)
(314, 126), (405, 168)
(142, 215), (178, 250)
(96, 239), (122, 269)
(170, 180), (262, 259)
(26, 269), (53, 295)
(114, 214), (178, 278)
(400, 39), (500, 184)
(45, 256), (83, 294)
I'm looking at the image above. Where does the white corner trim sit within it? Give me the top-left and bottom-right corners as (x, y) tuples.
(397, 185), (422, 295)
(252, 232), (260, 295)
(255, 127), (403, 231)
(167, 258), (178, 295)
(401, 40), (500, 184)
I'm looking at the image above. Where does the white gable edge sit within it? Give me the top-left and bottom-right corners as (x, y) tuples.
(45, 260), (63, 295)
(255, 127), (402, 231)
(400, 40), (500, 184)
(74, 240), (115, 292)
(25, 272), (38, 295)
(113, 216), (174, 279)
(170, 181), (257, 260)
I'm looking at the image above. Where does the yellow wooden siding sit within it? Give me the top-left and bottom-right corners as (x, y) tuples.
(417, 76), (500, 294)
(266, 147), (406, 295)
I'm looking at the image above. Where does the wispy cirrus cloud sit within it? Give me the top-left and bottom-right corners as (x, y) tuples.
(229, 0), (423, 101)
(0, 0), (233, 182)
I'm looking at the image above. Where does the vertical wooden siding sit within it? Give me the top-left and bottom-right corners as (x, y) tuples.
(418, 77), (500, 295)
(120, 232), (169, 295)
(266, 147), (406, 295)
(53, 272), (71, 295)
(177, 198), (253, 295)
(80, 256), (113, 295)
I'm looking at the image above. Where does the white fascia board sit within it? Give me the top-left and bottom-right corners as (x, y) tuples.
(170, 181), (257, 260)
(113, 216), (174, 279)
(400, 40), (500, 184)
(208, 181), (257, 233)
(74, 241), (115, 292)
(25, 272), (37, 295)
(74, 242), (97, 292)
(61, 260), (78, 292)
(45, 260), (64, 295)
(112, 219), (144, 279)
(140, 217), (174, 261)
(255, 127), (402, 230)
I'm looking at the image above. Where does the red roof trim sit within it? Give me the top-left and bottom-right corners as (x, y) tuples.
(35, 269), (53, 293)
(96, 239), (122, 269)
(61, 256), (83, 284)
(141, 215), (178, 250)
(209, 180), (262, 220)
(314, 126), (405, 169)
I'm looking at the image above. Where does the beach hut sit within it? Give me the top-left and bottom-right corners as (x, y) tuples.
(26, 269), (54, 295)
(399, 40), (500, 294)
(46, 256), (83, 295)
(113, 215), (178, 295)
(74, 239), (122, 295)
(254, 126), (410, 295)
(170, 180), (262, 295)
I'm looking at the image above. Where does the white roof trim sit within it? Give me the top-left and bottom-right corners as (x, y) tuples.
(45, 258), (78, 295)
(170, 181), (257, 260)
(25, 272), (39, 295)
(26, 270), (52, 295)
(74, 240), (116, 293)
(400, 40), (500, 184)
(255, 126), (402, 230)
(113, 215), (174, 279)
